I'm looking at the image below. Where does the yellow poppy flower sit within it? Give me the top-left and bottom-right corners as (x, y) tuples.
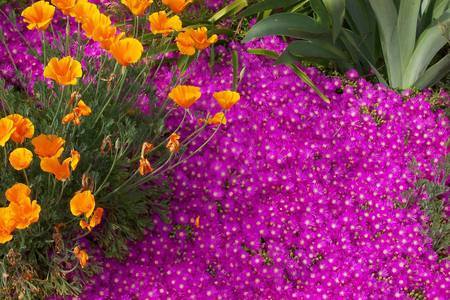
(51, 0), (76, 15)
(40, 156), (72, 181)
(206, 112), (227, 125)
(175, 30), (196, 56)
(82, 11), (112, 39)
(70, 190), (95, 218)
(31, 134), (65, 158)
(70, 149), (80, 170)
(189, 27), (218, 50)
(0, 118), (16, 147)
(21, 1), (55, 31)
(5, 183), (31, 203)
(9, 148), (33, 171)
(73, 246), (89, 268)
(213, 90), (240, 110)
(139, 157), (153, 176)
(9, 195), (41, 230)
(162, 0), (192, 14)
(70, 0), (99, 23)
(149, 11), (182, 36)
(166, 132), (181, 153)
(121, 0), (153, 16)
(44, 56), (83, 86)
(110, 37), (144, 66)
(0, 207), (16, 244)
(6, 114), (35, 144)
(168, 85), (201, 108)
(92, 25), (124, 51)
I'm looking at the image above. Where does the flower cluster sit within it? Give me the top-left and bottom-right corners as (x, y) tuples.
(81, 37), (449, 299)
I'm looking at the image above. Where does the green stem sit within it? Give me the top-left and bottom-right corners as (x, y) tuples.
(65, 16), (70, 55)
(22, 170), (29, 186)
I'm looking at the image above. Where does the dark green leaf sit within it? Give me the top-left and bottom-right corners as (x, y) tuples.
(240, 0), (301, 17)
(323, 0), (346, 43)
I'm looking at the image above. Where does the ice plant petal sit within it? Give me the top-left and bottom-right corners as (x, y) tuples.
(70, 190), (95, 218)
(9, 148), (33, 171)
(213, 90), (240, 110)
(0, 118), (16, 147)
(44, 56), (83, 86)
(110, 38), (144, 66)
(21, 1), (55, 31)
(168, 85), (201, 108)
(6, 114), (34, 144)
(121, 0), (153, 16)
(149, 11), (182, 36)
(162, 0), (192, 14)
(32, 134), (65, 158)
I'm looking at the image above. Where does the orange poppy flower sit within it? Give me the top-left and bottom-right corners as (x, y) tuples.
(189, 27), (218, 50)
(76, 100), (92, 116)
(21, 1), (55, 31)
(139, 157), (153, 176)
(32, 134), (65, 158)
(205, 112), (227, 125)
(0, 118), (16, 147)
(110, 37), (144, 66)
(213, 90), (240, 110)
(6, 114), (35, 144)
(5, 183), (31, 203)
(175, 30), (196, 56)
(63, 100), (92, 125)
(0, 207), (16, 244)
(168, 85), (201, 108)
(70, 0), (99, 23)
(92, 25), (124, 51)
(9, 195), (41, 230)
(82, 11), (112, 39)
(162, 0), (192, 14)
(44, 56), (83, 86)
(80, 207), (104, 231)
(9, 148), (33, 171)
(73, 246), (89, 268)
(121, 0), (153, 16)
(149, 11), (182, 36)
(40, 156), (72, 181)
(51, 0), (76, 15)
(62, 112), (80, 125)
(166, 132), (181, 153)
(70, 190), (95, 218)
(70, 150), (80, 171)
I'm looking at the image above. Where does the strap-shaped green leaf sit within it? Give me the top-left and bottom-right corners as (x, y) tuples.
(242, 12), (327, 42)
(286, 39), (349, 61)
(397, 0), (421, 72)
(209, 0), (248, 23)
(310, 0), (330, 27)
(323, 0), (346, 43)
(414, 54), (450, 89)
(240, 0), (301, 17)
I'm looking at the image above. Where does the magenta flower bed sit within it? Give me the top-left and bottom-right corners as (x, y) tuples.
(78, 38), (449, 299)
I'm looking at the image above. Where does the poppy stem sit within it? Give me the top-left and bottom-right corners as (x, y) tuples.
(65, 16), (70, 55)
(22, 170), (29, 186)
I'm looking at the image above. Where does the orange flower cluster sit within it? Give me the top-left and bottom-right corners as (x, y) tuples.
(0, 184), (41, 244)
(175, 27), (218, 56)
(62, 99), (92, 125)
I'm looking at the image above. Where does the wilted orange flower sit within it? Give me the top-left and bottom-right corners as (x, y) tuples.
(139, 157), (153, 176)
(70, 190), (95, 218)
(73, 246), (89, 268)
(70, 150), (80, 170)
(189, 27), (218, 50)
(166, 132), (181, 153)
(121, 0), (153, 16)
(51, 0), (76, 15)
(70, 0), (99, 23)
(205, 112), (226, 125)
(175, 30), (196, 56)
(62, 112), (81, 125)
(21, 1), (55, 31)
(0, 118), (16, 147)
(213, 90), (240, 110)
(141, 142), (153, 157)
(40, 156), (72, 181)
(6, 183), (31, 203)
(92, 25), (124, 51)
(32, 134), (65, 158)
(9, 148), (33, 171)
(194, 216), (200, 228)
(63, 100), (92, 125)
(110, 38), (144, 66)
(149, 11), (182, 36)
(76, 100), (92, 116)
(9, 194), (41, 230)
(44, 56), (82, 86)
(6, 114), (35, 144)
(80, 207), (104, 231)
(82, 11), (111, 39)
(0, 207), (16, 244)
(162, 0), (192, 14)
(168, 85), (201, 108)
